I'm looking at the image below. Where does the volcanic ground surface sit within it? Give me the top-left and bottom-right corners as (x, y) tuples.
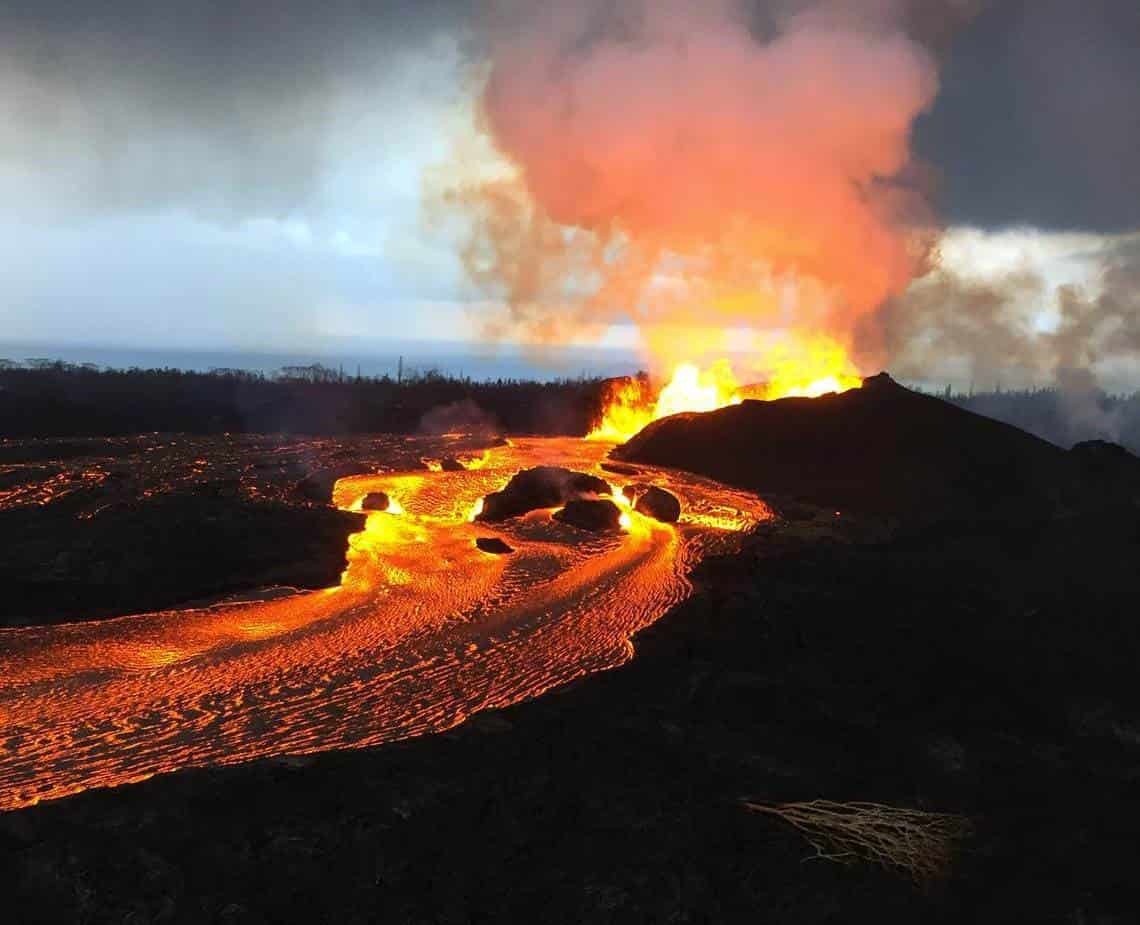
(615, 373), (1133, 519)
(0, 436), (771, 810)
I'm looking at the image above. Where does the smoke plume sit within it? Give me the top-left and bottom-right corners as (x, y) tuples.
(418, 399), (501, 436)
(446, 0), (980, 372)
(870, 233), (1140, 389)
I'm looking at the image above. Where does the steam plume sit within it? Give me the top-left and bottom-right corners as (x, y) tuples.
(870, 233), (1140, 389)
(446, 0), (976, 372)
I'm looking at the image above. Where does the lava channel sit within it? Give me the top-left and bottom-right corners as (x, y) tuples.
(0, 437), (771, 811)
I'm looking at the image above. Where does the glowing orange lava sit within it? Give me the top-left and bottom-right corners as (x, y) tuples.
(588, 335), (863, 443)
(588, 362), (741, 443)
(0, 438), (772, 811)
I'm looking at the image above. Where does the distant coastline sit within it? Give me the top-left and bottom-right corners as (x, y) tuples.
(0, 339), (643, 384)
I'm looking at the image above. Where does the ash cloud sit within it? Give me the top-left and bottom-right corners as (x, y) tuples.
(447, 0), (974, 364)
(446, 0), (1137, 394)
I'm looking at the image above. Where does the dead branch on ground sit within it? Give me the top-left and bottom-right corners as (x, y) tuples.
(742, 799), (972, 883)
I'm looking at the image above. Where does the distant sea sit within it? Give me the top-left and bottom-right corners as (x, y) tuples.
(0, 340), (644, 383)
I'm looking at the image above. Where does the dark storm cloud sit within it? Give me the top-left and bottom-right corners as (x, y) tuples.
(0, 0), (470, 216)
(0, 0), (1135, 232)
(916, 0), (1140, 233)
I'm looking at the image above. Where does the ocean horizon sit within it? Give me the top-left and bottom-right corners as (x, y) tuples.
(0, 339), (645, 383)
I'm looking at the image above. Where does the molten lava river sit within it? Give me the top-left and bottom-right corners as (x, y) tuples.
(0, 437), (772, 810)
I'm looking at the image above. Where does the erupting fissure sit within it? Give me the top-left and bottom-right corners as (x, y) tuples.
(588, 336), (863, 443)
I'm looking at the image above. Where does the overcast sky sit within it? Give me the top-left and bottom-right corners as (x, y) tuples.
(0, 0), (1136, 371)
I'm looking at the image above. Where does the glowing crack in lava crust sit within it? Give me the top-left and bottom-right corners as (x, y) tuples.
(0, 437), (771, 810)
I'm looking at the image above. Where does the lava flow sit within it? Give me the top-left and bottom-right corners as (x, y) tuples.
(0, 437), (770, 811)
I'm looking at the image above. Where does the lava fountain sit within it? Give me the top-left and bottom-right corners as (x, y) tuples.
(589, 334), (864, 443)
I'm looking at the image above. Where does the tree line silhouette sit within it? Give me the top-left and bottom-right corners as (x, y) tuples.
(0, 361), (610, 437)
(1, 360), (1136, 450)
(931, 385), (1140, 454)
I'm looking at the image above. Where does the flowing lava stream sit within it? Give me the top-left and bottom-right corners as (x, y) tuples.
(0, 437), (771, 811)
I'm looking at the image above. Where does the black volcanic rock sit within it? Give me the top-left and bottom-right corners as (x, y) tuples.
(475, 537), (514, 554)
(440, 457), (466, 472)
(615, 373), (1082, 521)
(476, 467), (610, 522)
(552, 499), (623, 532)
(634, 486), (681, 523)
(0, 493), (364, 626)
(1068, 440), (1140, 503)
(360, 492), (390, 512)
